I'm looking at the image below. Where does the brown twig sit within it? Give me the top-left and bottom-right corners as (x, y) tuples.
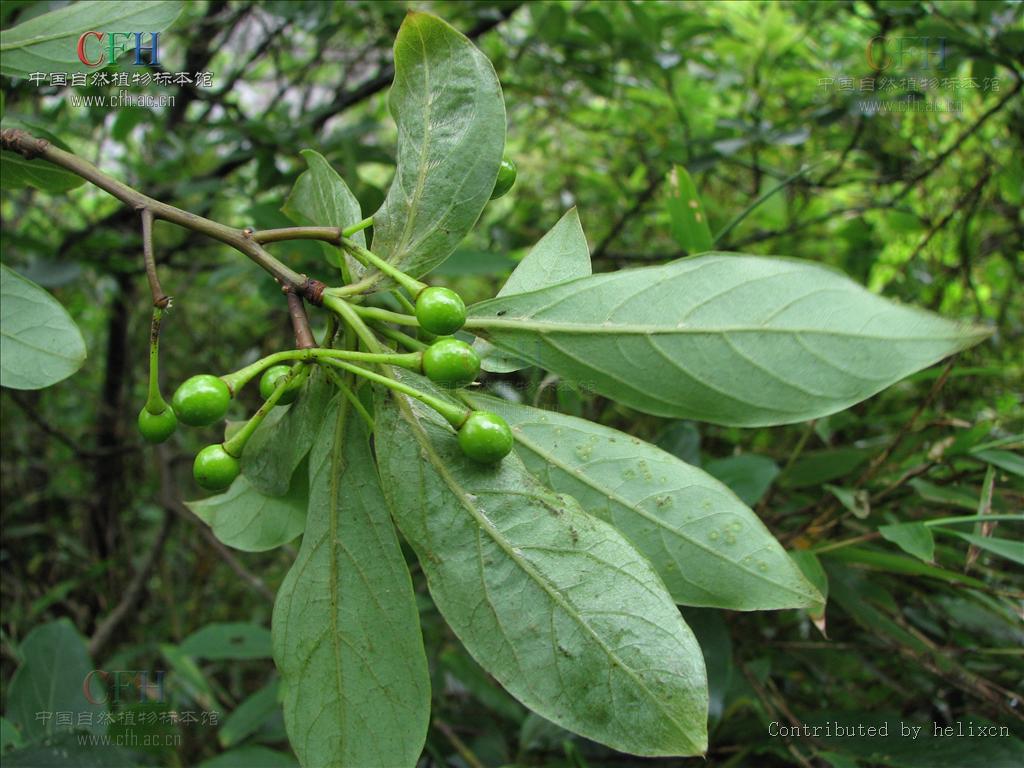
(286, 290), (316, 350)
(0, 128), (319, 302)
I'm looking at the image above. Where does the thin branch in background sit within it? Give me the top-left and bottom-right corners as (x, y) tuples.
(89, 509), (174, 659)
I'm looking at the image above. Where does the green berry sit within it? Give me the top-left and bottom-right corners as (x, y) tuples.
(259, 365), (301, 405)
(193, 444), (240, 491)
(423, 338), (480, 388)
(416, 287), (466, 336)
(172, 374), (231, 427)
(458, 411), (513, 464)
(137, 406), (177, 444)
(490, 158), (517, 199)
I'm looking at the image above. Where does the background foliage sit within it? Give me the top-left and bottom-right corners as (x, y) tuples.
(1, 1), (1021, 767)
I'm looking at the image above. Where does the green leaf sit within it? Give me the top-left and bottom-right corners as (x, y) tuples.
(666, 165), (713, 253)
(824, 484), (871, 519)
(879, 522), (935, 563)
(0, 1), (184, 78)
(197, 745), (298, 768)
(679, 608), (732, 728)
(468, 393), (821, 611)
(0, 121), (85, 192)
(789, 550), (829, 621)
(371, 11), (506, 285)
(376, 388), (708, 757)
(466, 254), (989, 426)
(5, 619), (105, 741)
(159, 644), (217, 710)
(908, 478), (978, 510)
(219, 681), (280, 749)
(187, 471), (306, 552)
(3, 733), (138, 768)
(1, 717), (22, 755)
(283, 149), (364, 276)
(970, 448), (1024, 477)
(179, 622), (272, 660)
(934, 528), (1024, 566)
(703, 454), (779, 506)
(1, 263), (87, 390)
(478, 208), (592, 373)
(241, 367), (332, 496)
(272, 397), (429, 768)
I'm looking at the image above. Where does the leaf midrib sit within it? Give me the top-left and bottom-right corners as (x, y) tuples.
(466, 316), (984, 342)
(394, 395), (697, 746)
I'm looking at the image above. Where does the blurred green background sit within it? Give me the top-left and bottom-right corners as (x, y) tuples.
(1, 2), (1021, 766)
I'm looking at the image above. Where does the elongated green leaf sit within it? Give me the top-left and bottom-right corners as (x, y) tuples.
(3, 734), (138, 768)
(219, 681), (280, 748)
(1, 263), (86, 389)
(242, 367), (332, 496)
(879, 522), (935, 562)
(970, 448), (1024, 477)
(935, 528), (1024, 566)
(478, 208), (592, 373)
(272, 397), (429, 768)
(1, 121), (85, 192)
(197, 746), (298, 768)
(283, 149), (364, 276)
(187, 470), (306, 552)
(6, 619), (105, 741)
(376, 389), (708, 757)
(666, 165), (713, 253)
(180, 622), (272, 660)
(0, 1), (184, 78)
(371, 11), (505, 285)
(703, 454), (779, 506)
(466, 254), (989, 427)
(468, 394), (821, 611)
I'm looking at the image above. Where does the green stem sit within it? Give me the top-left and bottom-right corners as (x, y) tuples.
(223, 367), (299, 457)
(373, 323), (428, 351)
(322, 294), (384, 352)
(144, 307), (169, 414)
(341, 238), (426, 296)
(323, 359), (469, 427)
(350, 304), (420, 327)
(322, 367), (375, 430)
(393, 288), (417, 316)
(342, 217), (373, 237)
(220, 347), (421, 394)
(923, 514), (1024, 527)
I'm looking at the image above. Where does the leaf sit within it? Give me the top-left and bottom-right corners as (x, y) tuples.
(5, 619), (106, 741)
(179, 622), (272, 660)
(0, 121), (84, 193)
(159, 644), (217, 710)
(824, 484), (871, 519)
(908, 478), (977, 510)
(272, 397), (430, 768)
(934, 529), (1024, 567)
(468, 393), (821, 611)
(0, 1), (184, 78)
(283, 149), (365, 277)
(187, 471), (306, 553)
(782, 447), (871, 488)
(879, 522), (935, 563)
(466, 254), (990, 427)
(2, 734), (138, 768)
(219, 681), (280, 748)
(679, 608), (732, 728)
(703, 454), (779, 506)
(666, 165), (713, 253)
(970, 448), (1024, 477)
(371, 11), (506, 285)
(1, 263), (87, 390)
(197, 745), (298, 768)
(478, 208), (592, 373)
(375, 388), (708, 757)
(1, 717), (22, 755)
(241, 367), (332, 496)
